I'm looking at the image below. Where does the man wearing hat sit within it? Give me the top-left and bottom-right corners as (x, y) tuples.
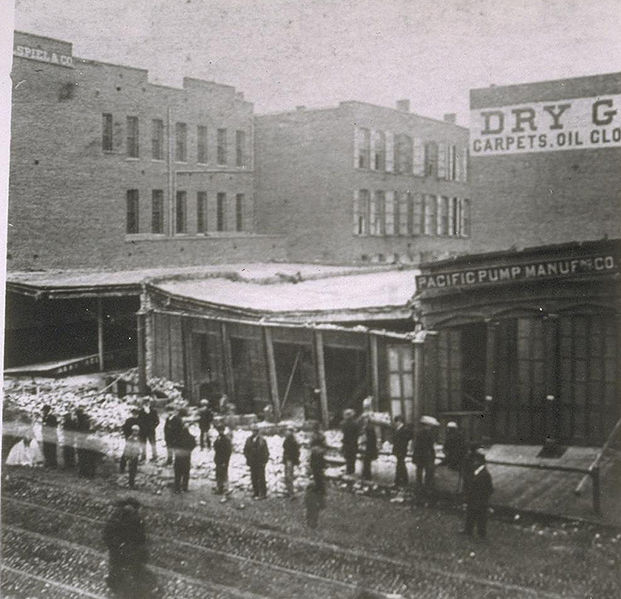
(392, 415), (410, 487)
(173, 416), (196, 493)
(443, 421), (466, 471)
(282, 426), (300, 498)
(412, 416), (438, 495)
(120, 407), (142, 473)
(41, 405), (58, 469)
(213, 422), (232, 496)
(198, 399), (214, 450)
(340, 409), (359, 476)
(243, 425), (270, 499)
(462, 452), (494, 539)
(124, 425), (142, 489)
(137, 398), (159, 462)
(163, 404), (183, 466)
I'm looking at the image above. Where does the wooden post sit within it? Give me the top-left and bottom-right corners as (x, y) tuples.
(96, 297), (105, 372)
(220, 322), (235, 400)
(314, 330), (329, 427)
(136, 311), (147, 395)
(591, 466), (601, 515)
(369, 333), (380, 410)
(263, 327), (281, 420)
(412, 338), (425, 425)
(483, 320), (498, 443)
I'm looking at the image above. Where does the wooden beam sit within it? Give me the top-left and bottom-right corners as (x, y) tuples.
(314, 330), (329, 427)
(369, 334), (380, 410)
(412, 339), (425, 425)
(96, 297), (104, 371)
(484, 320), (498, 442)
(136, 311), (147, 395)
(263, 327), (281, 420)
(220, 322), (235, 400)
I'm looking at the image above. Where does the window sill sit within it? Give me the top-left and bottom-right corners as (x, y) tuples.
(151, 158), (165, 163)
(125, 157), (140, 162)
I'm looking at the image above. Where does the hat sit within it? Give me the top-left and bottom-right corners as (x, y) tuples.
(343, 409), (355, 418)
(420, 415), (440, 426)
(200, 399), (209, 406)
(447, 421), (458, 429)
(131, 424), (140, 432)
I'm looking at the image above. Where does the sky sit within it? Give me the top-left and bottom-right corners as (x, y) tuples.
(9, 0), (621, 126)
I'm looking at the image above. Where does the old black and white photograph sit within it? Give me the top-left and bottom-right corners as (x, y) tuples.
(1, 1), (621, 597)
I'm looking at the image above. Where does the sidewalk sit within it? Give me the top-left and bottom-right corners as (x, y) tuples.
(324, 443), (621, 528)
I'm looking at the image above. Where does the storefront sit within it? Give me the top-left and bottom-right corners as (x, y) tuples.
(412, 239), (621, 446)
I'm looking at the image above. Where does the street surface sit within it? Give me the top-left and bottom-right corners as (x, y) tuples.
(2, 465), (620, 598)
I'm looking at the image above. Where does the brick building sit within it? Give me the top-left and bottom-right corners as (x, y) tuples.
(469, 72), (621, 252)
(5, 31), (285, 369)
(255, 101), (471, 264)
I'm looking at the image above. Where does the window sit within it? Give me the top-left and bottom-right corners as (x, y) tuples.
(102, 113), (113, 151)
(387, 344), (414, 420)
(217, 128), (227, 165)
(461, 199), (471, 237)
(438, 196), (449, 236)
(151, 190), (164, 234)
(413, 138), (425, 176)
(424, 194), (436, 235)
(385, 191), (395, 235)
(235, 130), (246, 167)
(197, 191), (207, 233)
(126, 190), (139, 234)
(216, 192), (227, 231)
(235, 193), (244, 231)
(356, 127), (371, 168)
(398, 192), (409, 235)
(371, 191), (385, 236)
(437, 143), (447, 179)
(197, 126), (208, 164)
(373, 131), (386, 171)
(353, 189), (370, 235)
(151, 119), (164, 160)
(447, 144), (457, 181)
(175, 122), (187, 162)
(395, 134), (412, 174)
(126, 116), (139, 158)
(412, 193), (423, 235)
(424, 142), (438, 177)
(176, 191), (187, 233)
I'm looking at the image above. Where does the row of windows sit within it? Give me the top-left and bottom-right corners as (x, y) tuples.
(352, 190), (470, 237)
(126, 190), (245, 235)
(103, 114), (249, 167)
(354, 127), (468, 181)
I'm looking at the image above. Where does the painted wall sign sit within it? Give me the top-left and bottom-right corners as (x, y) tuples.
(416, 254), (618, 291)
(14, 44), (74, 68)
(470, 94), (621, 155)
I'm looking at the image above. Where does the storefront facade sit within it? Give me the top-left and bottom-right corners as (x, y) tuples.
(413, 239), (621, 446)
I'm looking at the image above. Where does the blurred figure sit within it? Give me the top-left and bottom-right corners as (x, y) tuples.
(243, 425), (269, 499)
(5, 416), (42, 467)
(310, 421), (327, 449)
(213, 422), (232, 496)
(443, 421), (466, 471)
(62, 410), (77, 469)
(123, 425), (142, 489)
(75, 407), (92, 477)
(120, 407), (141, 473)
(412, 416), (437, 494)
(103, 497), (157, 598)
(360, 416), (378, 481)
(392, 415), (410, 487)
(461, 452), (494, 539)
(138, 398), (159, 462)
(163, 405), (183, 466)
(173, 421), (196, 493)
(340, 409), (359, 475)
(282, 426), (300, 498)
(309, 441), (327, 494)
(304, 481), (326, 529)
(198, 399), (213, 450)
(41, 404), (58, 468)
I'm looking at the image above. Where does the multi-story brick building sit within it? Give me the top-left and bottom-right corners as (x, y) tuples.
(469, 72), (621, 252)
(255, 101), (471, 264)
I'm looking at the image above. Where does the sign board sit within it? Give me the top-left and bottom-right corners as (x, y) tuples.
(471, 94), (621, 155)
(416, 254), (618, 291)
(14, 44), (74, 68)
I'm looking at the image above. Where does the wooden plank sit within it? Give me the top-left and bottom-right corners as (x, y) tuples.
(369, 334), (379, 408)
(263, 327), (281, 420)
(314, 330), (329, 427)
(220, 322), (235, 400)
(96, 297), (104, 372)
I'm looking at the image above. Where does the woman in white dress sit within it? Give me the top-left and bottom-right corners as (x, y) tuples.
(5, 417), (43, 466)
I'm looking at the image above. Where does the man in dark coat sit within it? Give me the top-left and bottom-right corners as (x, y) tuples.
(392, 415), (410, 487)
(75, 407), (92, 477)
(103, 497), (156, 598)
(340, 409), (359, 475)
(243, 425), (269, 499)
(198, 399), (213, 450)
(213, 422), (232, 496)
(360, 417), (378, 480)
(462, 452), (494, 539)
(62, 410), (77, 469)
(41, 405), (58, 468)
(282, 426), (300, 497)
(173, 423), (196, 493)
(123, 425), (142, 489)
(138, 399), (159, 462)
(120, 407), (141, 473)
(412, 417), (437, 492)
(443, 421), (467, 471)
(163, 405), (184, 466)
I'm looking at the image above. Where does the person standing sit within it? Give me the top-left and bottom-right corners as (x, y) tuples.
(412, 416), (437, 493)
(138, 398), (159, 462)
(75, 407), (91, 477)
(103, 497), (156, 598)
(123, 425), (142, 489)
(304, 481), (326, 530)
(392, 415), (410, 487)
(62, 410), (77, 469)
(282, 426), (300, 498)
(243, 425), (269, 499)
(213, 422), (232, 496)
(41, 405), (58, 468)
(360, 416), (378, 481)
(309, 442), (327, 494)
(443, 421), (466, 471)
(340, 409), (359, 476)
(462, 452), (494, 539)
(173, 423), (196, 493)
(198, 399), (213, 450)
(163, 405), (183, 466)
(120, 407), (141, 473)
